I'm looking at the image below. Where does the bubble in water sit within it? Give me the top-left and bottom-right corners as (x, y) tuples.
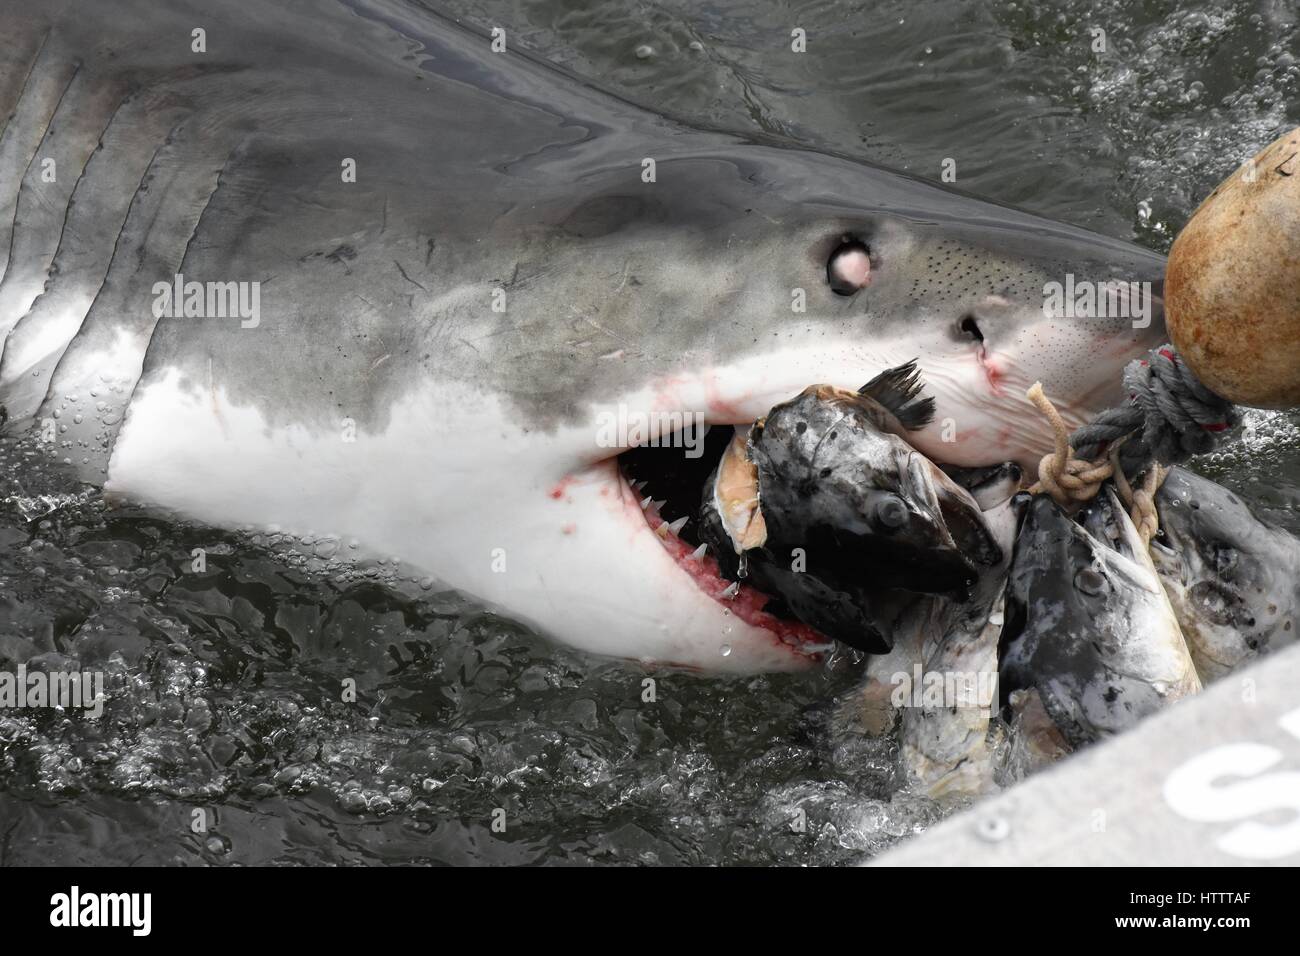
(205, 836), (229, 855)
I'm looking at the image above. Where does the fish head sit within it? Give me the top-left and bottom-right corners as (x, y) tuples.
(1001, 489), (1196, 746)
(746, 383), (1000, 595)
(1008, 488), (1166, 644)
(1151, 467), (1300, 677)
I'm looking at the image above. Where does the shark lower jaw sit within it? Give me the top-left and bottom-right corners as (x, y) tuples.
(612, 446), (833, 667)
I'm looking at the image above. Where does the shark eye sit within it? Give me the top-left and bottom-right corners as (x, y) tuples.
(827, 241), (871, 296)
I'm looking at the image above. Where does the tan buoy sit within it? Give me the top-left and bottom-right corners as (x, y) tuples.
(1165, 126), (1300, 408)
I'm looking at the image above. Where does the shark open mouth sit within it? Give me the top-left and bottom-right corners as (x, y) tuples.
(612, 364), (1010, 660)
(616, 426), (834, 658)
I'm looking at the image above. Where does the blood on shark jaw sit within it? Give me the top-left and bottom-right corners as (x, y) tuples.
(614, 424), (833, 667)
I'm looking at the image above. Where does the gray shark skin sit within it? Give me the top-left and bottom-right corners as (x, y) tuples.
(0, 0), (1168, 672)
(1152, 466), (1300, 681)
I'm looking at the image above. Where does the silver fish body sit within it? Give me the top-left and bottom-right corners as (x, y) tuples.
(898, 489), (1024, 798)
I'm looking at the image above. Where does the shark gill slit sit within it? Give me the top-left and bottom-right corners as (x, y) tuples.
(0, 66), (119, 351)
(0, 43), (79, 291)
(0, 92), (169, 391)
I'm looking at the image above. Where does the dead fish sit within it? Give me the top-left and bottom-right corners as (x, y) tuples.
(835, 476), (1021, 753)
(752, 366), (1003, 585)
(1150, 466), (1300, 681)
(1000, 487), (1201, 748)
(940, 461), (1024, 510)
(1000, 688), (1072, 783)
(898, 488), (1025, 798)
(698, 361), (999, 652)
(833, 590), (948, 735)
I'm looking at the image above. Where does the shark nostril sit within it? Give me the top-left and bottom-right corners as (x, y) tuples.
(959, 314), (984, 343)
(827, 240), (871, 295)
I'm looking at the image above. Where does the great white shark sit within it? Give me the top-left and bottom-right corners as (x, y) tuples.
(0, 0), (1166, 672)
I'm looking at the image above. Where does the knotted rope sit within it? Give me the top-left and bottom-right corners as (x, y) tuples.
(1068, 344), (1241, 476)
(1027, 343), (1236, 545)
(1110, 443), (1166, 548)
(1027, 384), (1169, 544)
(1026, 382), (1114, 506)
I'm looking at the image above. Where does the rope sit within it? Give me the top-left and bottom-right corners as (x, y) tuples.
(1110, 443), (1167, 548)
(1026, 344), (1238, 544)
(1027, 379), (1177, 547)
(1026, 382), (1114, 507)
(1068, 345), (1241, 475)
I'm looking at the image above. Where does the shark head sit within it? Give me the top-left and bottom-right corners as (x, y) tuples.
(6, 1), (1167, 674)
(399, 146), (1168, 673)
(100, 143), (1167, 676)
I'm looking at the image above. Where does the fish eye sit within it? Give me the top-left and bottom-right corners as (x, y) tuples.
(827, 240), (871, 296)
(1074, 567), (1107, 596)
(874, 494), (908, 529)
